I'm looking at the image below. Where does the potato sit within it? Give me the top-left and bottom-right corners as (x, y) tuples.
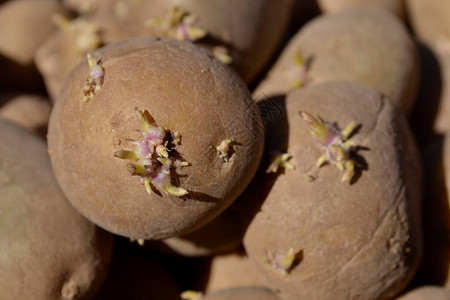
(317, 0), (406, 20)
(37, 0), (292, 100)
(395, 286), (450, 300)
(0, 94), (51, 138)
(244, 81), (423, 300)
(0, 119), (113, 300)
(204, 251), (268, 293)
(254, 7), (419, 115)
(202, 287), (280, 300)
(406, 0), (450, 47)
(96, 245), (181, 299)
(0, 0), (66, 91)
(415, 137), (450, 286)
(48, 37), (264, 240)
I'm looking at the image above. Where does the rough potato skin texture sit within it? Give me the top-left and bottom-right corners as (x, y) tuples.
(254, 7), (418, 115)
(317, 0), (405, 20)
(48, 37), (264, 240)
(203, 287), (280, 300)
(395, 286), (450, 300)
(244, 81), (423, 300)
(0, 120), (113, 300)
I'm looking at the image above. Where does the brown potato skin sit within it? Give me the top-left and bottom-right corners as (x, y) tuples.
(395, 286), (450, 300)
(39, 0), (292, 100)
(317, 0), (406, 20)
(48, 37), (264, 240)
(0, 0), (65, 92)
(0, 94), (51, 138)
(406, 0), (450, 47)
(205, 252), (268, 293)
(203, 287), (280, 300)
(0, 119), (113, 300)
(254, 7), (419, 115)
(244, 81), (423, 300)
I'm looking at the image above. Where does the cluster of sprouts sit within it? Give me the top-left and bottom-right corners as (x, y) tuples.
(145, 6), (207, 42)
(145, 6), (232, 64)
(114, 108), (189, 197)
(300, 111), (357, 182)
(52, 14), (101, 54)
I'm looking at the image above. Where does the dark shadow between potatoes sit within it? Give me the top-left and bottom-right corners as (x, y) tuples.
(409, 137), (450, 287)
(409, 43), (443, 148)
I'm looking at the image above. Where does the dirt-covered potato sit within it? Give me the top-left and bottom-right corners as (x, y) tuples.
(244, 81), (423, 300)
(0, 119), (113, 300)
(406, 0), (450, 48)
(48, 37), (264, 240)
(202, 287), (280, 300)
(204, 251), (268, 293)
(0, 94), (51, 137)
(317, 0), (406, 20)
(0, 0), (66, 91)
(254, 7), (419, 115)
(416, 137), (450, 286)
(395, 286), (450, 300)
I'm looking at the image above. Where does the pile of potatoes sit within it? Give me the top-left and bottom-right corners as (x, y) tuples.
(1, 0), (450, 299)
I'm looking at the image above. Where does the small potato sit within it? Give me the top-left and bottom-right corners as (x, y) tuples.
(395, 286), (450, 300)
(0, 94), (51, 137)
(317, 0), (406, 20)
(406, 0), (450, 47)
(0, 0), (66, 91)
(244, 81), (423, 300)
(204, 252), (268, 293)
(48, 37), (264, 240)
(0, 119), (113, 300)
(202, 287), (280, 300)
(254, 7), (419, 115)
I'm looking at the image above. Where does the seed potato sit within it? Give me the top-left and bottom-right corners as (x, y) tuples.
(0, 119), (113, 300)
(244, 81), (423, 300)
(48, 37), (264, 240)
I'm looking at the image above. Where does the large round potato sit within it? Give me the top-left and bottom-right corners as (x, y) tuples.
(244, 81), (423, 300)
(48, 37), (264, 240)
(254, 7), (419, 115)
(0, 119), (113, 300)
